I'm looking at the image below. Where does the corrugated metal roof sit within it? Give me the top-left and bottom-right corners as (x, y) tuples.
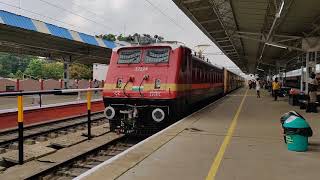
(0, 10), (117, 49)
(174, 0), (320, 73)
(103, 39), (116, 49)
(78, 33), (99, 46)
(0, 10), (37, 31)
(46, 23), (73, 40)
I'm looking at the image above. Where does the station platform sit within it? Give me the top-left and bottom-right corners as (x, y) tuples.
(77, 88), (320, 180)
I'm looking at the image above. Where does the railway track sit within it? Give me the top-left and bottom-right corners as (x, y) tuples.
(26, 136), (145, 180)
(0, 95), (222, 178)
(0, 112), (106, 148)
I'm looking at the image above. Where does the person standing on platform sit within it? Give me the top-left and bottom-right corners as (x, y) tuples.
(272, 78), (281, 101)
(256, 78), (261, 98)
(308, 72), (318, 112)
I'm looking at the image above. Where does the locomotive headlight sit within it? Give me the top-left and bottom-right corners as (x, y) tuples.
(154, 79), (161, 89)
(104, 106), (116, 119)
(152, 108), (165, 122)
(116, 78), (122, 88)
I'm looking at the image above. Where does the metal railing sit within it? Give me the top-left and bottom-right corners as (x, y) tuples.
(0, 88), (103, 165)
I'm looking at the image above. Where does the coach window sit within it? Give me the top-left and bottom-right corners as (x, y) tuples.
(197, 68), (200, 83)
(192, 69), (195, 81)
(212, 73), (214, 83)
(182, 50), (189, 72)
(212, 73), (215, 83)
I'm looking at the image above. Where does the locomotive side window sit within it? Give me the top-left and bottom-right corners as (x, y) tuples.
(144, 48), (170, 64)
(118, 49), (142, 64)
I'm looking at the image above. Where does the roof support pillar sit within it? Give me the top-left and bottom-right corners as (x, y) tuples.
(63, 56), (71, 89)
(300, 65), (304, 92)
(305, 52), (309, 94)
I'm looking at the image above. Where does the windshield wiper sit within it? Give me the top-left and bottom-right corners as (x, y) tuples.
(127, 58), (138, 64)
(155, 58), (168, 65)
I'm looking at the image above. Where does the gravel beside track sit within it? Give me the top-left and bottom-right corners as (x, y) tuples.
(0, 112), (105, 147)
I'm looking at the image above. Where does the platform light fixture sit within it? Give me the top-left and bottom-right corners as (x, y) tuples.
(276, 0), (285, 18)
(265, 43), (288, 49)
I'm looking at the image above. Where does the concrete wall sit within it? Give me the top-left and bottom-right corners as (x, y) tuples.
(0, 78), (100, 92)
(78, 80), (90, 89)
(43, 79), (60, 90)
(20, 79), (40, 91)
(0, 78), (16, 92)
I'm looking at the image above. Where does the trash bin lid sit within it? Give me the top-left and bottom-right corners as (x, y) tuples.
(283, 116), (310, 128)
(280, 111), (304, 124)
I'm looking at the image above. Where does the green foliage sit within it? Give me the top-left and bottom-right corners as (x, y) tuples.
(43, 62), (64, 79)
(24, 58), (45, 79)
(0, 53), (32, 77)
(15, 70), (24, 79)
(96, 34), (117, 41)
(69, 63), (92, 80)
(0, 53), (93, 80)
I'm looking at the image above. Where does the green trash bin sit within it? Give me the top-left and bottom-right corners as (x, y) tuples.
(283, 116), (312, 152)
(280, 111), (304, 143)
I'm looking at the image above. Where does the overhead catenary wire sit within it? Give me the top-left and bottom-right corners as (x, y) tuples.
(143, 0), (184, 30)
(65, 0), (124, 34)
(37, 0), (116, 33)
(67, 0), (115, 25)
(142, 0), (241, 72)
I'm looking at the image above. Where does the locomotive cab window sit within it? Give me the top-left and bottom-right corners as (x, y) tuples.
(118, 49), (142, 64)
(144, 48), (170, 64)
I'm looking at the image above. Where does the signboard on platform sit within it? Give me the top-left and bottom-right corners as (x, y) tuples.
(93, 63), (108, 81)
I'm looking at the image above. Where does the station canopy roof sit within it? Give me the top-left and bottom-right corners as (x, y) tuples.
(0, 10), (121, 64)
(173, 0), (320, 74)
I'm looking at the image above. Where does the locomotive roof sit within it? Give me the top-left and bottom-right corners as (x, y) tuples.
(192, 54), (223, 70)
(113, 42), (186, 51)
(113, 42), (224, 70)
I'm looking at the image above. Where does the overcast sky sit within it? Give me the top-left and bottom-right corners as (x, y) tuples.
(0, 0), (242, 73)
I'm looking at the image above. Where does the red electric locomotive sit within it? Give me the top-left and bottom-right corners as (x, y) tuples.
(103, 42), (242, 133)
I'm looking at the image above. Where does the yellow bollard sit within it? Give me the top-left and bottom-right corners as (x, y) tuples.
(87, 91), (92, 139)
(17, 95), (24, 164)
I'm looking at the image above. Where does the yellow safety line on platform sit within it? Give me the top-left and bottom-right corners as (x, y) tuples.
(206, 88), (248, 180)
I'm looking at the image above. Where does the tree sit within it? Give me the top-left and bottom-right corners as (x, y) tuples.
(43, 62), (64, 79)
(69, 63), (92, 80)
(0, 53), (32, 77)
(24, 58), (44, 79)
(96, 34), (117, 41)
(15, 70), (24, 79)
(117, 34), (136, 42)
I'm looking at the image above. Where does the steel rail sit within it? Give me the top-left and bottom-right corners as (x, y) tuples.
(0, 112), (105, 147)
(0, 88), (103, 97)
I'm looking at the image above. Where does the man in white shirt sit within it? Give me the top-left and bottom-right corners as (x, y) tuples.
(256, 78), (261, 98)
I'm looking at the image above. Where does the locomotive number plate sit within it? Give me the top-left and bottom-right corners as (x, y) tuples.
(149, 91), (161, 97)
(135, 67), (148, 71)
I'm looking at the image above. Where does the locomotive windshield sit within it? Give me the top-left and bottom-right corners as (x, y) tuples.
(118, 49), (142, 64)
(144, 48), (170, 64)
